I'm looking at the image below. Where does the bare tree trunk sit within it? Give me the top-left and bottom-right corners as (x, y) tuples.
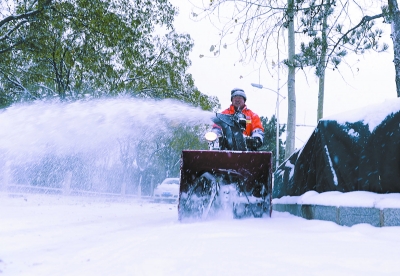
(285, 0), (296, 158)
(317, 74), (325, 120)
(317, 0), (330, 121)
(388, 0), (400, 97)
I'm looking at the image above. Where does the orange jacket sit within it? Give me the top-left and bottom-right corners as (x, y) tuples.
(220, 105), (264, 136)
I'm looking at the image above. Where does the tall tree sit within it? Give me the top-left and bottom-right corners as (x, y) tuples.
(260, 115), (286, 167)
(286, 0), (296, 158)
(0, 0), (220, 111)
(0, 0), (53, 54)
(387, 0), (400, 97)
(190, 0), (298, 157)
(294, 0), (389, 120)
(189, 0), (400, 158)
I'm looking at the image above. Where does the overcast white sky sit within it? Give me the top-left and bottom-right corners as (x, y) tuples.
(170, 0), (397, 149)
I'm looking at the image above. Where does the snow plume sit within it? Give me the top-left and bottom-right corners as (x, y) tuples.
(0, 97), (214, 159)
(0, 97), (214, 191)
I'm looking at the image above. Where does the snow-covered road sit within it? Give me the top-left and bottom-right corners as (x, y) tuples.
(1, 193), (399, 276)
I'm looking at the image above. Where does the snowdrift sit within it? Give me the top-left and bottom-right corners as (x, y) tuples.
(273, 98), (400, 198)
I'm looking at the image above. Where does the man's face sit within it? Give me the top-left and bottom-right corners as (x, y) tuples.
(232, 95), (245, 109)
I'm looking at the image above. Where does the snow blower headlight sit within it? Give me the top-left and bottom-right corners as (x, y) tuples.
(205, 131), (218, 142)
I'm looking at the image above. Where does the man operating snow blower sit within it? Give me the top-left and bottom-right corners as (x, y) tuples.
(211, 88), (264, 151)
(178, 88), (273, 221)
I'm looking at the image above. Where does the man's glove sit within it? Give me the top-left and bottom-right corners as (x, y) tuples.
(253, 137), (262, 149)
(246, 137), (262, 150)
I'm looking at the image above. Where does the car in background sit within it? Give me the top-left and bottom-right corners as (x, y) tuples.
(153, 177), (180, 203)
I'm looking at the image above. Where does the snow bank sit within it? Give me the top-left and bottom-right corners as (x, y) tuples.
(273, 191), (400, 209)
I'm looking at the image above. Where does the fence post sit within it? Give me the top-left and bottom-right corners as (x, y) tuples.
(63, 171), (72, 195)
(2, 161), (12, 192)
(150, 175), (154, 197)
(138, 175), (142, 198)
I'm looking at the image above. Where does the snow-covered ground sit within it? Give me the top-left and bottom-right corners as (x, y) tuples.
(1, 193), (400, 276)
